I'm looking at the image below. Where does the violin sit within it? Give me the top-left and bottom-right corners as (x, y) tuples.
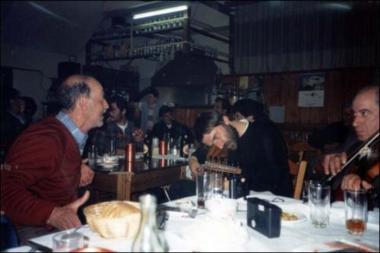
(321, 132), (379, 189)
(364, 162), (379, 185)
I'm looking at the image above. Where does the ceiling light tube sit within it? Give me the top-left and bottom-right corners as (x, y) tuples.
(133, 5), (188, 20)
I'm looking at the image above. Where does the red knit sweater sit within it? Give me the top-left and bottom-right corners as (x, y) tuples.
(1, 117), (81, 226)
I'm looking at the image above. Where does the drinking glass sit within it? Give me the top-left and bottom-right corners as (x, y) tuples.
(344, 189), (367, 236)
(308, 180), (331, 228)
(209, 172), (224, 198)
(196, 171), (209, 209)
(108, 139), (116, 156)
(52, 231), (89, 252)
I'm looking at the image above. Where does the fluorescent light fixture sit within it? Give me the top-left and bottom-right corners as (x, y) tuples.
(133, 5), (188, 20)
(322, 3), (352, 11)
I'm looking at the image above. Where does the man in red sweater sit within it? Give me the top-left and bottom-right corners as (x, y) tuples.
(1, 75), (109, 243)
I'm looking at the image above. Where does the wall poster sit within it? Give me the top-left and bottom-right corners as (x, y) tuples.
(298, 72), (325, 107)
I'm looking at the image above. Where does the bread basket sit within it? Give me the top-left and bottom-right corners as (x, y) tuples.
(84, 201), (141, 239)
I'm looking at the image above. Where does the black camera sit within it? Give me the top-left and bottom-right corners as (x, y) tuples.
(247, 197), (282, 238)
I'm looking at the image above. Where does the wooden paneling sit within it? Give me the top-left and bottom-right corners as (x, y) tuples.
(221, 68), (375, 143)
(170, 68), (374, 144)
(173, 106), (213, 129)
(259, 68), (373, 125)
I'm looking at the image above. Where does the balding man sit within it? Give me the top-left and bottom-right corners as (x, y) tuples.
(323, 85), (379, 206)
(1, 75), (109, 243)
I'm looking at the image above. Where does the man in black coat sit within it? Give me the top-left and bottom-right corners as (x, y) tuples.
(192, 100), (293, 197)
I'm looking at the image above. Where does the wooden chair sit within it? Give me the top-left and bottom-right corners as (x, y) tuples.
(288, 142), (319, 164)
(288, 160), (308, 199)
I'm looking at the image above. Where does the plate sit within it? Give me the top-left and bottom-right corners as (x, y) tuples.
(97, 158), (119, 168)
(135, 152), (144, 160)
(98, 162), (119, 169)
(98, 155), (119, 163)
(281, 211), (306, 225)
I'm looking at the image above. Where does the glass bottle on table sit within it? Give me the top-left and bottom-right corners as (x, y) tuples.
(144, 133), (151, 159)
(180, 134), (188, 157)
(88, 145), (97, 166)
(151, 137), (159, 157)
(132, 194), (168, 252)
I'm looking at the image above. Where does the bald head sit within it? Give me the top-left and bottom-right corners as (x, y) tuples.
(352, 85), (379, 141)
(57, 74), (109, 132)
(57, 75), (95, 112)
(356, 85), (379, 106)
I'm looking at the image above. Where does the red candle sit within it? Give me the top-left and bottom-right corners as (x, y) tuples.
(159, 140), (167, 155)
(125, 143), (135, 163)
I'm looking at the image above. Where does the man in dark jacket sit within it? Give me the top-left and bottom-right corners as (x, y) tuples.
(323, 85), (379, 208)
(151, 105), (193, 147)
(90, 96), (144, 155)
(192, 100), (293, 197)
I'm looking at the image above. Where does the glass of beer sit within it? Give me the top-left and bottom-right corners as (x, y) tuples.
(344, 189), (368, 236)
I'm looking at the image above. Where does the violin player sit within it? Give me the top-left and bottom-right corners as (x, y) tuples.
(322, 85), (379, 208)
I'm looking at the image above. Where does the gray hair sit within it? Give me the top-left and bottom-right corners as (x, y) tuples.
(57, 80), (91, 111)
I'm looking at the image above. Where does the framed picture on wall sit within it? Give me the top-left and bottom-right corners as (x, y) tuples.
(298, 72), (325, 107)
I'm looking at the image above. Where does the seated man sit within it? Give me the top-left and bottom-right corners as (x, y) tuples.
(323, 85), (379, 208)
(192, 100), (293, 197)
(151, 105), (194, 149)
(1, 75), (109, 243)
(0, 87), (27, 156)
(91, 96), (144, 155)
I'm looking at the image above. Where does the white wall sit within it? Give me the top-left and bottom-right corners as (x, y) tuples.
(1, 43), (85, 119)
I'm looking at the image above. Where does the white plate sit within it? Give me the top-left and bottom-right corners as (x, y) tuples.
(97, 155), (118, 163)
(98, 161), (119, 168)
(281, 211), (307, 225)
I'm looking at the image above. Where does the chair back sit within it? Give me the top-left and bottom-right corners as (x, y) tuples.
(288, 142), (319, 164)
(288, 160), (308, 199)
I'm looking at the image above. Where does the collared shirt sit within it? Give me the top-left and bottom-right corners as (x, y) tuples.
(56, 111), (88, 154)
(8, 110), (25, 125)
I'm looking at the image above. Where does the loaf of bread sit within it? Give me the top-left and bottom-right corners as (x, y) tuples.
(84, 201), (141, 239)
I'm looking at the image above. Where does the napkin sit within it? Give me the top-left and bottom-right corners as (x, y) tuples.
(175, 216), (250, 252)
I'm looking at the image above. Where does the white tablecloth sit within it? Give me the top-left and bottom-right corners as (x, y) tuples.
(6, 192), (380, 252)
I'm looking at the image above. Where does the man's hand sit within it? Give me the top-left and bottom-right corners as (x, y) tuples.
(132, 129), (144, 142)
(189, 156), (203, 177)
(80, 159), (94, 187)
(341, 174), (373, 191)
(322, 152), (347, 176)
(46, 191), (90, 230)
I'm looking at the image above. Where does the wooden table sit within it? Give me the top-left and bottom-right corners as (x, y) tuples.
(89, 158), (188, 201)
